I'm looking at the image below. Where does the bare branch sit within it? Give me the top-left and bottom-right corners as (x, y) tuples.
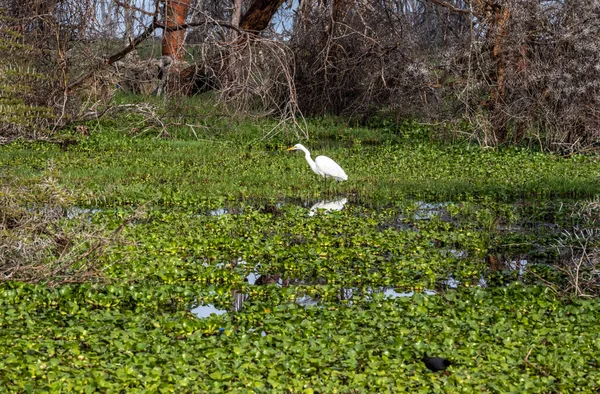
(427, 0), (471, 15)
(67, 21), (158, 91)
(112, 0), (156, 16)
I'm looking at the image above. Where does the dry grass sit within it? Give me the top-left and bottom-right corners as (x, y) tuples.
(551, 198), (600, 297)
(0, 173), (134, 287)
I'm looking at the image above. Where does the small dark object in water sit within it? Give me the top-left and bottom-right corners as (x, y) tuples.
(422, 355), (451, 372)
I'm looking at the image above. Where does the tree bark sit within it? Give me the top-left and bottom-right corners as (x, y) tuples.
(333, 0), (352, 22)
(475, 0), (511, 143)
(162, 0), (191, 60)
(122, 0), (139, 61)
(239, 0), (285, 31)
(100, 0), (114, 37)
(231, 0), (243, 27)
(231, 0), (243, 38)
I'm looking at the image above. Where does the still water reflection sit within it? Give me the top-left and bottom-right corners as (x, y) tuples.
(309, 197), (348, 216)
(192, 284), (438, 319)
(190, 304), (227, 318)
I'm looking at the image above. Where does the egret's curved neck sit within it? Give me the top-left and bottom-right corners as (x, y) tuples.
(298, 146), (318, 174)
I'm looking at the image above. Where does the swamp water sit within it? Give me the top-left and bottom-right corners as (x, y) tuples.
(185, 197), (544, 319)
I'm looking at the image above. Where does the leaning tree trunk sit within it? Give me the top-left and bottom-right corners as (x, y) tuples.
(240, 0), (286, 31)
(162, 0), (191, 61)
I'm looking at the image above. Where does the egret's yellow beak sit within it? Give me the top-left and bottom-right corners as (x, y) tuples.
(287, 147), (296, 151)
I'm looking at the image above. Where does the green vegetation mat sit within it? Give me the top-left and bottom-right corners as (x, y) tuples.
(2, 117), (600, 392)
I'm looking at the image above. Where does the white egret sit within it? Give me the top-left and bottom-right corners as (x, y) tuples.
(287, 144), (348, 182)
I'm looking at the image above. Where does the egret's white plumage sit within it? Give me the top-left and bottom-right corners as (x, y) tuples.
(287, 144), (348, 181)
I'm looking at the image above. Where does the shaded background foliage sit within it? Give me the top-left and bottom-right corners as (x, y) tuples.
(464, 0), (600, 151)
(292, 0), (600, 152)
(291, 0), (466, 119)
(1, 0), (600, 148)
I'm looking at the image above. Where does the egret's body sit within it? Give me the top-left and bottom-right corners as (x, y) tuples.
(287, 144), (348, 181)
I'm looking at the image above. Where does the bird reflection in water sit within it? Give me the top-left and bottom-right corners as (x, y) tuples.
(309, 197), (348, 216)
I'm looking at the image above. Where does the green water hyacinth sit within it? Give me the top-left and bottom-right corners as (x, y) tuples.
(1, 113), (600, 391)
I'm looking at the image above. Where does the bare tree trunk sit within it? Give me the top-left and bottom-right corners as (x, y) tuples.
(231, 0), (243, 31)
(123, 0), (139, 61)
(225, 0), (244, 93)
(475, 0), (511, 143)
(239, 0), (285, 31)
(100, 0), (114, 37)
(162, 0), (191, 60)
